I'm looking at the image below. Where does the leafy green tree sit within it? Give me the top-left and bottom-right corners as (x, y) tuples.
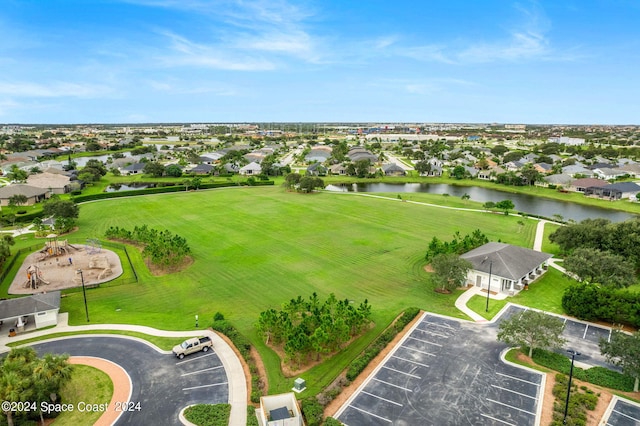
(354, 159), (371, 178)
(283, 172), (301, 190)
(503, 151), (524, 163)
(43, 199), (79, 219)
(495, 199), (515, 215)
(564, 247), (635, 288)
(165, 164), (183, 177)
(600, 330), (640, 392)
(298, 176), (324, 193)
(519, 163), (541, 186)
(143, 161), (165, 177)
(491, 145), (509, 157)
(451, 165), (468, 179)
(430, 253), (472, 293)
(414, 161), (432, 175)
(7, 165), (27, 182)
(8, 194), (27, 209)
(483, 201), (496, 209)
(497, 310), (566, 358)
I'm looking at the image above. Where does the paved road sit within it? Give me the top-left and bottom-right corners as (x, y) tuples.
(32, 336), (228, 425)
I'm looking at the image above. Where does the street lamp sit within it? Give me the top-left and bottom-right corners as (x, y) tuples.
(563, 349), (581, 424)
(482, 257), (493, 312)
(195, 314), (199, 328)
(76, 269), (90, 322)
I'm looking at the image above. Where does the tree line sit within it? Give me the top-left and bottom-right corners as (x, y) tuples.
(105, 225), (191, 267)
(425, 229), (489, 262)
(256, 293), (372, 367)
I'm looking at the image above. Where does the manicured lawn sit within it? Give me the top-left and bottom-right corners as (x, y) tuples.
(54, 364), (113, 426)
(2, 186), (538, 394)
(466, 267), (576, 319)
(542, 222), (563, 256)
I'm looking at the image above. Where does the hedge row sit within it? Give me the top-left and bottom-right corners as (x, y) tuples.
(345, 307), (420, 382)
(210, 318), (264, 403)
(562, 283), (640, 328)
(531, 348), (634, 392)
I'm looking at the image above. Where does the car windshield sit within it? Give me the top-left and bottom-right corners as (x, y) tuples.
(180, 342), (189, 349)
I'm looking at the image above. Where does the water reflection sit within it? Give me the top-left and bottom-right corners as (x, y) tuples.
(325, 183), (636, 223)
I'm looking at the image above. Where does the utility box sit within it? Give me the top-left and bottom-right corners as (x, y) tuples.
(293, 378), (306, 393)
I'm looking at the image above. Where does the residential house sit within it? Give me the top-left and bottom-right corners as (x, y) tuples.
(533, 163), (553, 174)
(306, 163), (327, 176)
(541, 173), (574, 187)
(562, 165), (594, 178)
(592, 167), (627, 180)
(26, 172), (72, 194)
(121, 163), (146, 175)
(239, 162), (262, 175)
(460, 242), (552, 294)
(0, 184), (50, 206)
(619, 163), (640, 178)
(347, 147), (378, 163)
(244, 152), (266, 163)
(304, 148), (332, 163)
(584, 182), (640, 200)
(382, 163), (406, 176)
(187, 164), (213, 175)
(329, 164), (347, 175)
(568, 178), (608, 193)
(478, 166), (505, 181)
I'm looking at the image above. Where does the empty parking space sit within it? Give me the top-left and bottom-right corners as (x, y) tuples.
(175, 350), (228, 401)
(337, 313), (543, 426)
(604, 398), (640, 426)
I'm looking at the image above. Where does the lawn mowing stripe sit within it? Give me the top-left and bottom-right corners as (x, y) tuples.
(401, 346), (436, 357)
(372, 378), (413, 392)
(495, 372), (540, 386)
(407, 336), (442, 347)
(480, 413), (517, 426)
(491, 384), (537, 400)
(486, 398), (536, 415)
(381, 365), (420, 379)
(347, 405), (392, 423)
(361, 390), (403, 407)
(182, 382), (228, 391)
(391, 355), (429, 368)
(181, 366), (224, 376)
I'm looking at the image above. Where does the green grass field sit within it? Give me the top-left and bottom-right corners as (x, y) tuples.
(2, 186), (539, 394)
(54, 364), (113, 426)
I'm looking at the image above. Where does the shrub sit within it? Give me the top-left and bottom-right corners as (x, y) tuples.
(301, 397), (324, 426)
(183, 404), (231, 426)
(246, 405), (260, 426)
(323, 418), (344, 425)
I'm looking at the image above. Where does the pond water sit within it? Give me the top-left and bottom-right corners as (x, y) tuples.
(105, 183), (156, 192)
(325, 183), (636, 223)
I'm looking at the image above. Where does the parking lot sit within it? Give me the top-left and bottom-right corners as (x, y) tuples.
(603, 397), (640, 426)
(336, 312), (544, 426)
(32, 336), (229, 425)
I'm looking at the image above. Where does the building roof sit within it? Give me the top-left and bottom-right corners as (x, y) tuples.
(601, 182), (640, 192)
(460, 242), (552, 281)
(544, 173), (574, 185)
(27, 172), (71, 189)
(570, 178), (608, 188)
(0, 291), (61, 320)
(0, 184), (50, 199)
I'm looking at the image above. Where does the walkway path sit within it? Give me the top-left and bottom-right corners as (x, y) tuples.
(0, 313), (247, 426)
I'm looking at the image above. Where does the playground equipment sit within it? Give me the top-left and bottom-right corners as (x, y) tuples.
(86, 238), (102, 255)
(38, 234), (80, 260)
(23, 265), (50, 289)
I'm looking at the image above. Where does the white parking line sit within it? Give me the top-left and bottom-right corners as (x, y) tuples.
(414, 327), (449, 338)
(391, 355), (429, 368)
(181, 366), (224, 377)
(423, 320), (455, 330)
(486, 398), (536, 415)
(496, 372), (540, 386)
(373, 378), (413, 392)
(492, 384), (537, 400)
(407, 336), (442, 347)
(382, 365), (420, 379)
(401, 346), (436, 357)
(608, 328), (612, 342)
(348, 405), (392, 423)
(612, 409), (640, 421)
(361, 390), (403, 407)
(183, 382), (228, 391)
(480, 413), (516, 426)
(583, 324), (589, 339)
(176, 352), (216, 365)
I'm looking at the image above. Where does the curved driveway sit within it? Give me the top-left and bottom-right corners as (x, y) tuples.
(32, 336), (229, 425)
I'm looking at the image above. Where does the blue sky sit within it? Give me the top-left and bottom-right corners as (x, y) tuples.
(0, 0), (639, 124)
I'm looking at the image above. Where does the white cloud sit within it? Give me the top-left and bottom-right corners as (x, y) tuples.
(0, 81), (116, 98)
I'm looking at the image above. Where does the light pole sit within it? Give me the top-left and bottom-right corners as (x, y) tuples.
(77, 269), (90, 322)
(195, 314), (199, 328)
(483, 257), (493, 312)
(563, 349), (580, 424)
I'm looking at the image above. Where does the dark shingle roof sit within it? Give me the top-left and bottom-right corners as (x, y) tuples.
(460, 242), (552, 281)
(0, 291), (61, 320)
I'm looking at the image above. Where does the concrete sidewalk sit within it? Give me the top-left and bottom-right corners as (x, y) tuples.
(0, 313), (248, 426)
(454, 286), (508, 322)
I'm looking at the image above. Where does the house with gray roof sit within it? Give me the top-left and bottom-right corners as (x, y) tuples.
(121, 162), (146, 175)
(26, 172), (72, 194)
(0, 184), (50, 206)
(593, 167), (627, 180)
(0, 291), (61, 331)
(562, 164), (594, 177)
(239, 161), (262, 175)
(542, 173), (574, 187)
(619, 163), (640, 178)
(306, 162), (327, 176)
(460, 242), (552, 294)
(382, 163), (406, 176)
(585, 182), (640, 200)
(188, 164), (213, 175)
